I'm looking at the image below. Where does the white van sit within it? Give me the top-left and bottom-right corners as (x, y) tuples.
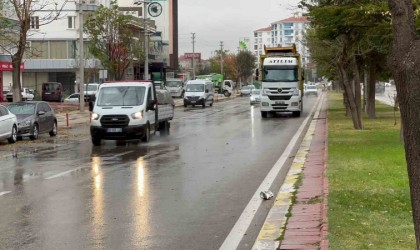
(183, 80), (214, 108)
(165, 78), (185, 98)
(89, 81), (174, 146)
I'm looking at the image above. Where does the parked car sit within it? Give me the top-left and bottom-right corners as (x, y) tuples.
(42, 82), (64, 102)
(7, 101), (57, 140)
(6, 88), (34, 102)
(64, 93), (80, 103)
(250, 89), (261, 105)
(0, 104), (18, 144)
(240, 85), (255, 96)
(304, 85), (318, 96)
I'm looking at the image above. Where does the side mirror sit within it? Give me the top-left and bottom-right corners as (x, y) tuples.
(147, 100), (156, 111)
(88, 101), (94, 112)
(205, 89), (209, 93)
(38, 111), (45, 116)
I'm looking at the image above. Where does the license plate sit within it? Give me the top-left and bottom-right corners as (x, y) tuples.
(275, 101), (285, 104)
(45, 92), (50, 94)
(107, 128), (122, 133)
(191, 101), (196, 103)
(170, 90), (177, 93)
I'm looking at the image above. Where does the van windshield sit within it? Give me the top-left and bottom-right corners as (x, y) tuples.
(186, 84), (204, 92)
(166, 81), (182, 87)
(96, 86), (146, 106)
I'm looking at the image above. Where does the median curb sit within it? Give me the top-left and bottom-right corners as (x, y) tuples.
(252, 93), (329, 250)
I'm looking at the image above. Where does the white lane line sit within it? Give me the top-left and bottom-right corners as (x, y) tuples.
(0, 191), (12, 197)
(219, 94), (324, 250)
(46, 151), (134, 180)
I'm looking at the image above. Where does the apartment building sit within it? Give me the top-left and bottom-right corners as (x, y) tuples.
(0, 0), (178, 94)
(253, 27), (271, 59)
(253, 16), (310, 66)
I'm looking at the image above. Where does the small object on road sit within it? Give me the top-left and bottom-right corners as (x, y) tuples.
(260, 190), (274, 200)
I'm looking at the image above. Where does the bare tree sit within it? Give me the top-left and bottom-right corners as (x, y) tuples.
(0, 0), (67, 102)
(387, 0), (420, 248)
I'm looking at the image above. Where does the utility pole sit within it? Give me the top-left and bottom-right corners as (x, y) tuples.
(78, 0), (85, 113)
(220, 41), (224, 78)
(191, 32), (196, 79)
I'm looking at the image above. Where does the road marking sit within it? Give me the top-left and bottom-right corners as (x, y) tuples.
(0, 191), (12, 197)
(219, 94), (323, 250)
(46, 151), (134, 180)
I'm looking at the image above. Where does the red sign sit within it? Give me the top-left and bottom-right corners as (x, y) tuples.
(0, 62), (25, 71)
(184, 53), (201, 59)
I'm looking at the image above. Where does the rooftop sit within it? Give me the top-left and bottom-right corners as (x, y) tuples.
(254, 26), (271, 32)
(272, 16), (309, 24)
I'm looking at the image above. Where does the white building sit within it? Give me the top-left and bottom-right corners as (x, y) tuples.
(253, 16), (310, 66)
(0, 0), (178, 94)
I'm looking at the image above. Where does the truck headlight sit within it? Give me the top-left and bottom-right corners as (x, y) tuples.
(131, 111), (143, 119)
(293, 88), (300, 96)
(262, 88), (268, 96)
(91, 113), (100, 121)
(262, 102), (269, 106)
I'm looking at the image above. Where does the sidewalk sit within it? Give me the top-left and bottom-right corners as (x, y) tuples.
(253, 94), (329, 250)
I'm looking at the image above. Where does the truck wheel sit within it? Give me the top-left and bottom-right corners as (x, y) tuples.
(261, 111), (268, 118)
(223, 90), (229, 97)
(92, 135), (101, 146)
(160, 121), (170, 136)
(210, 101), (213, 107)
(141, 123), (150, 142)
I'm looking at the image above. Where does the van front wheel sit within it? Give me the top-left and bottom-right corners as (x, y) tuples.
(141, 124), (151, 142)
(92, 136), (101, 146)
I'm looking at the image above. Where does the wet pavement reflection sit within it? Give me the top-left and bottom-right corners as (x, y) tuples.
(0, 97), (318, 249)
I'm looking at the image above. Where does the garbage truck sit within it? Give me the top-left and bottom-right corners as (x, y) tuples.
(196, 73), (233, 97)
(258, 44), (304, 117)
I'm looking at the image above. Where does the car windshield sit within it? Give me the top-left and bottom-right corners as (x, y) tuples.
(252, 90), (261, 95)
(263, 66), (298, 82)
(186, 84), (204, 92)
(8, 103), (36, 115)
(96, 86), (146, 106)
(85, 84), (99, 91)
(166, 81), (182, 87)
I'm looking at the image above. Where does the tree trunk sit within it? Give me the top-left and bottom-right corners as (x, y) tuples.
(352, 58), (363, 128)
(388, 0), (420, 248)
(11, 55), (22, 103)
(367, 64), (376, 118)
(338, 63), (362, 129)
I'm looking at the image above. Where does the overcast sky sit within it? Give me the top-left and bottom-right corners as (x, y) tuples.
(178, 0), (301, 59)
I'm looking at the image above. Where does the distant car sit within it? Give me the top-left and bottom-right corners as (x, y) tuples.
(6, 88), (34, 102)
(42, 82), (64, 102)
(240, 85), (256, 96)
(0, 104), (18, 144)
(7, 101), (57, 140)
(64, 93), (80, 103)
(304, 85), (318, 96)
(250, 89), (261, 105)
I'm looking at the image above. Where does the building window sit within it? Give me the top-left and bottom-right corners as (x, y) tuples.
(254, 32), (258, 37)
(283, 22), (293, 29)
(68, 16), (76, 29)
(31, 16), (39, 29)
(254, 45), (258, 50)
(284, 30), (293, 36)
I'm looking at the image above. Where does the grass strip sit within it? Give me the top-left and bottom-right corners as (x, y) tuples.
(328, 93), (415, 249)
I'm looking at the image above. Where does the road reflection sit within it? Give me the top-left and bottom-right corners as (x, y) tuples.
(133, 156), (150, 246)
(91, 156), (104, 246)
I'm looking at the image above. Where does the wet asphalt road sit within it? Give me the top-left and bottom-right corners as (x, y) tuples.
(0, 96), (318, 250)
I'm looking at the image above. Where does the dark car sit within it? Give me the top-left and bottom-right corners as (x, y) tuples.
(7, 101), (57, 140)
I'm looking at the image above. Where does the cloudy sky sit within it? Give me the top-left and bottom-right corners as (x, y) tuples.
(178, 0), (301, 59)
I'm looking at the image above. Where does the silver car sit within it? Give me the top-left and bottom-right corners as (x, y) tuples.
(0, 104), (18, 144)
(240, 85), (256, 96)
(250, 89), (261, 105)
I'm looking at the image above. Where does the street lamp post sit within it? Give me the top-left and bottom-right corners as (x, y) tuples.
(134, 0), (150, 80)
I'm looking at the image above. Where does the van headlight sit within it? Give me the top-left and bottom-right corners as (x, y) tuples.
(131, 111), (143, 119)
(91, 113), (100, 120)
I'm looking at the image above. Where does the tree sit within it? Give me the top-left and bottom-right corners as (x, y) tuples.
(0, 0), (66, 102)
(235, 50), (256, 87)
(387, 0), (420, 247)
(84, 2), (143, 80)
